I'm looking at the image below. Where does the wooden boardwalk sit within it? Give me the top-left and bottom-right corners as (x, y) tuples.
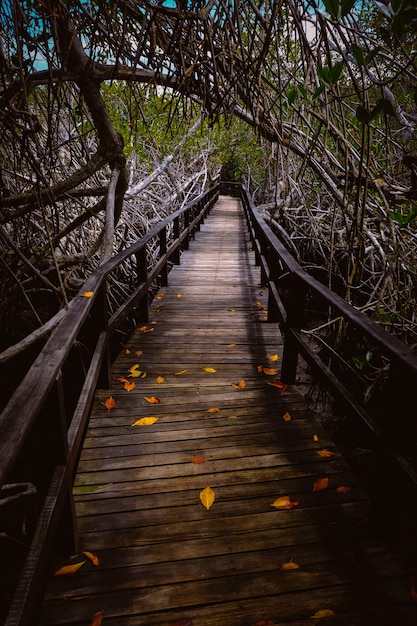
(39, 196), (417, 625)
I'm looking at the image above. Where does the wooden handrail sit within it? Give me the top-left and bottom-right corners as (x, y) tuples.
(0, 184), (219, 626)
(240, 185), (417, 493)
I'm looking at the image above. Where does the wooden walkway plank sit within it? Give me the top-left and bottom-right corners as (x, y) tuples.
(39, 196), (417, 625)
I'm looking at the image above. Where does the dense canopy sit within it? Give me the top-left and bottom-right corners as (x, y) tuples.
(1, 0), (417, 359)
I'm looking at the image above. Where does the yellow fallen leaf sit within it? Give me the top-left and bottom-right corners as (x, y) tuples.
(203, 367), (217, 373)
(200, 486), (215, 510)
(132, 417), (159, 426)
(207, 407), (220, 413)
(313, 477), (329, 492)
(124, 381), (136, 392)
(155, 376), (165, 384)
(80, 291), (94, 298)
(310, 609), (335, 619)
(124, 348), (131, 355)
(103, 396), (115, 412)
(175, 369), (188, 375)
(315, 449), (335, 458)
(232, 379), (246, 389)
(228, 415), (238, 419)
(144, 396), (160, 403)
(55, 561), (86, 576)
(313, 434), (319, 442)
(269, 353), (279, 361)
(261, 367), (278, 376)
(227, 343), (236, 348)
(271, 495), (299, 510)
(129, 369), (143, 378)
(83, 551), (99, 566)
(280, 560), (300, 570)
(283, 411), (291, 422)
(177, 293), (182, 298)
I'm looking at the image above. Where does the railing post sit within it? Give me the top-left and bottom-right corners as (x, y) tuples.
(159, 226), (168, 287)
(93, 282), (111, 389)
(173, 217), (180, 264)
(184, 209), (190, 249)
(280, 275), (306, 384)
(137, 246), (149, 323)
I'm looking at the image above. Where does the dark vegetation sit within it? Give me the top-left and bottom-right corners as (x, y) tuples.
(1, 0), (417, 619)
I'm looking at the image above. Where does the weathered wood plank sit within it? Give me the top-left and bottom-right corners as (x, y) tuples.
(39, 196), (417, 626)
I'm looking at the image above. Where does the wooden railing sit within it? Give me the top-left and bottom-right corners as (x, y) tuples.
(239, 184), (417, 539)
(0, 185), (219, 626)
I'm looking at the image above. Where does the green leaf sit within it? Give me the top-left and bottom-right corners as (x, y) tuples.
(352, 356), (366, 370)
(318, 67), (331, 86)
(351, 44), (365, 66)
(322, 0), (341, 18)
(341, 0), (356, 17)
(287, 88), (297, 105)
(356, 105), (371, 124)
(371, 98), (396, 119)
(329, 61), (344, 84)
(297, 85), (308, 100)
(313, 85), (325, 100)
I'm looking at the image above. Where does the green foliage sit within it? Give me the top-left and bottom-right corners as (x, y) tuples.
(391, 204), (417, 227)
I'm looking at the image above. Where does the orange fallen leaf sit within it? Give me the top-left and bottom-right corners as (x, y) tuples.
(203, 367), (217, 373)
(103, 396), (115, 412)
(135, 350), (143, 357)
(269, 354), (279, 362)
(132, 416), (159, 426)
(282, 411), (291, 422)
(315, 449), (335, 458)
(144, 396), (160, 403)
(55, 561), (86, 576)
(252, 621), (275, 626)
(261, 367), (278, 376)
(267, 380), (288, 393)
(90, 610), (104, 626)
(207, 407), (220, 413)
(155, 376), (165, 384)
(80, 291), (94, 298)
(232, 379), (246, 389)
(191, 456), (207, 464)
(177, 293), (182, 298)
(139, 325), (154, 333)
(200, 486), (215, 510)
(175, 369), (188, 375)
(227, 343), (236, 348)
(310, 609), (335, 619)
(313, 477), (329, 492)
(280, 560), (300, 570)
(335, 485), (351, 493)
(117, 377), (130, 384)
(124, 381), (136, 392)
(228, 308), (236, 312)
(313, 434), (319, 442)
(254, 301), (261, 307)
(83, 551), (99, 566)
(124, 348), (131, 355)
(271, 495), (299, 510)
